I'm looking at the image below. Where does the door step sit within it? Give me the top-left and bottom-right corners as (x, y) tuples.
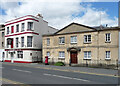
(71, 64), (79, 67)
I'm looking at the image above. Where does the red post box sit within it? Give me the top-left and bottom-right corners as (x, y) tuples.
(45, 56), (49, 65)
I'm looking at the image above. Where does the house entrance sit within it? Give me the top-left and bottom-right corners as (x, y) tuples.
(70, 51), (77, 64)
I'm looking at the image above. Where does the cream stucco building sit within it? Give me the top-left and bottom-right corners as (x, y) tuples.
(42, 23), (120, 67)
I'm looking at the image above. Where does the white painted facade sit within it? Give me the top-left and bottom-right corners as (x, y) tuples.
(0, 49), (4, 61)
(0, 24), (5, 62)
(4, 15), (57, 63)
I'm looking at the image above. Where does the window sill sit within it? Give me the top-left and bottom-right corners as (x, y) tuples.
(84, 42), (91, 44)
(83, 58), (91, 60)
(105, 41), (111, 43)
(27, 29), (34, 31)
(105, 58), (111, 60)
(59, 43), (65, 45)
(58, 58), (65, 60)
(71, 42), (77, 44)
(21, 30), (25, 32)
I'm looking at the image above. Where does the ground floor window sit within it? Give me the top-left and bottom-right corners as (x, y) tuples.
(17, 51), (23, 58)
(84, 51), (91, 59)
(106, 51), (110, 59)
(2, 52), (4, 58)
(59, 51), (65, 58)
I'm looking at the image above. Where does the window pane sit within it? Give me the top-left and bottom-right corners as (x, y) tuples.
(59, 51), (65, 58)
(28, 22), (33, 30)
(47, 38), (50, 46)
(16, 25), (19, 32)
(21, 37), (24, 47)
(2, 32), (4, 37)
(22, 23), (25, 31)
(7, 27), (9, 34)
(84, 51), (91, 59)
(59, 37), (65, 44)
(84, 35), (91, 43)
(71, 36), (77, 43)
(106, 33), (111, 42)
(27, 36), (32, 47)
(16, 38), (18, 47)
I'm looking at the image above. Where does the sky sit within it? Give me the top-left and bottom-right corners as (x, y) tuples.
(0, 0), (119, 29)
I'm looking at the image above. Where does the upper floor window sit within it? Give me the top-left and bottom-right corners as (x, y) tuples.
(84, 35), (91, 43)
(59, 37), (65, 44)
(7, 27), (9, 34)
(71, 36), (77, 44)
(59, 51), (65, 58)
(11, 26), (14, 33)
(21, 23), (25, 32)
(84, 51), (91, 59)
(28, 22), (33, 30)
(106, 51), (110, 59)
(21, 37), (24, 47)
(16, 24), (19, 32)
(27, 36), (33, 47)
(106, 33), (111, 42)
(47, 38), (50, 46)
(2, 32), (4, 37)
(16, 38), (19, 48)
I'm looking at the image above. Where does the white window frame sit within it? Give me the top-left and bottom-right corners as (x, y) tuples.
(2, 42), (4, 47)
(84, 51), (91, 59)
(105, 33), (111, 42)
(84, 35), (91, 43)
(2, 52), (4, 58)
(71, 36), (77, 44)
(59, 37), (65, 44)
(21, 23), (25, 32)
(2, 32), (4, 37)
(16, 24), (19, 32)
(17, 51), (23, 58)
(7, 27), (9, 34)
(21, 37), (24, 47)
(28, 22), (33, 30)
(16, 38), (19, 48)
(47, 38), (50, 46)
(27, 36), (33, 47)
(59, 51), (65, 58)
(105, 51), (111, 59)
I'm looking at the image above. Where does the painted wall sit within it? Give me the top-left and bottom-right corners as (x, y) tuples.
(4, 15), (57, 63)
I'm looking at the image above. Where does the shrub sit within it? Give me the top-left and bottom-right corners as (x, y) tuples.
(54, 62), (65, 66)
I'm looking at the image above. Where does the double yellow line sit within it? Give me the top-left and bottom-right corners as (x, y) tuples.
(1, 78), (23, 84)
(0, 78), (32, 86)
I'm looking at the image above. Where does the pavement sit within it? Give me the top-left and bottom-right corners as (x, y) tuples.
(1, 62), (120, 85)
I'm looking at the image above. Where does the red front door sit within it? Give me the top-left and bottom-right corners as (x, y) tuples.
(70, 51), (77, 64)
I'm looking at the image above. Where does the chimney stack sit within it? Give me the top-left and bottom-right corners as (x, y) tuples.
(37, 13), (43, 18)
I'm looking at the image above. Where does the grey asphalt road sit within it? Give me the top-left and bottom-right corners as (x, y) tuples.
(2, 63), (119, 85)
